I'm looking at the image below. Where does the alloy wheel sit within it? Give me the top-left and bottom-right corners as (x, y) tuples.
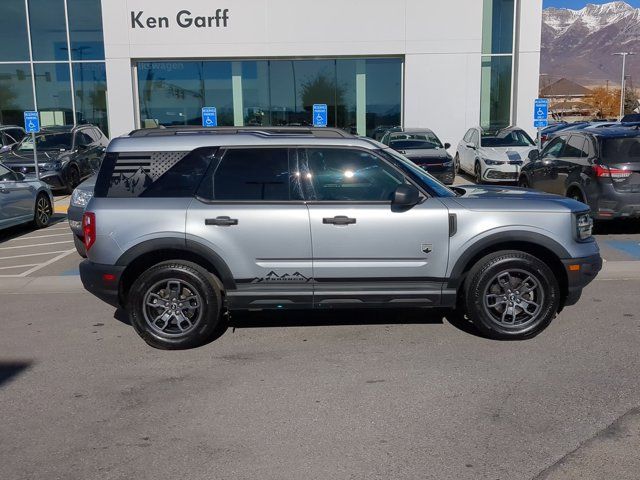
(36, 196), (51, 225)
(482, 269), (544, 329)
(142, 279), (203, 337)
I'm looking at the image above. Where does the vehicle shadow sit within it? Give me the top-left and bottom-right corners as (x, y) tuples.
(0, 213), (68, 243)
(113, 307), (483, 342)
(0, 361), (32, 387)
(594, 218), (640, 236)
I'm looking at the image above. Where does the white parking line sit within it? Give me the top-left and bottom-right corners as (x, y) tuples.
(10, 232), (72, 241)
(17, 248), (77, 277)
(0, 240), (74, 250)
(0, 263), (39, 270)
(0, 250), (72, 261)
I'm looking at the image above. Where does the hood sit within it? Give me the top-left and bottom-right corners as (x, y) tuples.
(451, 184), (586, 212)
(0, 148), (69, 165)
(398, 148), (451, 164)
(477, 146), (534, 162)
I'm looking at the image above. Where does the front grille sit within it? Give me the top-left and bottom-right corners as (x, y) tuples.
(486, 170), (518, 180)
(9, 165), (35, 174)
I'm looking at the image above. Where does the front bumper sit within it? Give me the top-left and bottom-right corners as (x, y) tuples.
(79, 260), (125, 308)
(6, 164), (67, 190)
(561, 253), (603, 306)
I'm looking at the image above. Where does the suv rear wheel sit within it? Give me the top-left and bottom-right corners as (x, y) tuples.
(463, 250), (560, 340)
(128, 261), (222, 349)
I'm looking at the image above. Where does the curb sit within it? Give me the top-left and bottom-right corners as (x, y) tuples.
(0, 261), (638, 295)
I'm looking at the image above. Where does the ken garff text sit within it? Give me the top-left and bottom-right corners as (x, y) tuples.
(131, 9), (230, 29)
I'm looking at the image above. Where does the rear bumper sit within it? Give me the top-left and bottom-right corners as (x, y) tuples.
(79, 260), (125, 308)
(561, 253), (603, 306)
(593, 183), (640, 219)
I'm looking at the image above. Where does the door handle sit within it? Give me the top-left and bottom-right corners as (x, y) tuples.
(323, 216), (356, 226)
(205, 216), (238, 226)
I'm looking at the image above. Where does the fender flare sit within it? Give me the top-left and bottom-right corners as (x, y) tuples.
(448, 231), (570, 288)
(115, 237), (236, 290)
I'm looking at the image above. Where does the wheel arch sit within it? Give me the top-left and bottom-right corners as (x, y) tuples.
(116, 238), (236, 305)
(565, 183), (586, 201)
(448, 232), (570, 307)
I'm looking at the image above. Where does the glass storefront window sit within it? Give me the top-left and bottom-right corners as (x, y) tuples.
(34, 63), (73, 126)
(482, 0), (515, 55)
(0, 0), (30, 62)
(28, 0), (68, 61)
(0, 64), (34, 125)
(365, 58), (402, 137)
(480, 56), (512, 129)
(136, 58), (404, 136)
(73, 63), (108, 135)
(67, 0), (105, 60)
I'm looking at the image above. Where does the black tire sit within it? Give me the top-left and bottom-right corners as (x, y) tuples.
(73, 235), (87, 258)
(462, 250), (560, 340)
(518, 176), (529, 188)
(454, 153), (460, 175)
(567, 189), (584, 203)
(32, 193), (52, 228)
(127, 260), (222, 349)
(65, 166), (80, 194)
(474, 161), (483, 184)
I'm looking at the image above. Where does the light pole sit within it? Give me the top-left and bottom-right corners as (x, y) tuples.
(613, 52), (635, 119)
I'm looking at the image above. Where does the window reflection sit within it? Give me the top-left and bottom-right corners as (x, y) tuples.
(0, 0), (30, 61)
(35, 64), (73, 126)
(0, 64), (34, 125)
(73, 62), (108, 135)
(67, 0), (105, 60)
(29, 0), (68, 61)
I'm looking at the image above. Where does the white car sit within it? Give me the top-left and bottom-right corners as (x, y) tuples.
(455, 127), (537, 184)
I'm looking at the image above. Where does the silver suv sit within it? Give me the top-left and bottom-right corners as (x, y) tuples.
(79, 127), (602, 349)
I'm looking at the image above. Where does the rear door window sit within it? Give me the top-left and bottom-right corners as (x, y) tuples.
(94, 148), (215, 198)
(197, 148), (297, 201)
(564, 135), (587, 158)
(542, 137), (566, 159)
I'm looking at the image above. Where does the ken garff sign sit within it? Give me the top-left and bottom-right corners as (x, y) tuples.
(24, 111), (40, 134)
(534, 98), (548, 128)
(313, 104), (328, 128)
(131, 9), (230, 29)
(202, 107), (218, 127)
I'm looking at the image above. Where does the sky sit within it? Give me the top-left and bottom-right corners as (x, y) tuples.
(543, 0), (640, 8)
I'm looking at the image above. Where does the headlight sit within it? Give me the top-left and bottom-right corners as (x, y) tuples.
(483, 158), (505, 166)
(39, 161), (62, 171)
(71, 188), (94, 208)
(575, 212), (593, 241)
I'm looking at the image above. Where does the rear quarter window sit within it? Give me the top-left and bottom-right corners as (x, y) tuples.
(94, 148), (215, 198)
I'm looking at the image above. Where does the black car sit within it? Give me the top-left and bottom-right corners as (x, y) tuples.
(0, 124), (108, 193)
(519, 127), (640, 220)
(0, 125), (26, 153)
(381, 128), (454, 184)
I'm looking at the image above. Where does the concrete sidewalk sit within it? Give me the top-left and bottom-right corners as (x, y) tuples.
(0, 261), (638, 294)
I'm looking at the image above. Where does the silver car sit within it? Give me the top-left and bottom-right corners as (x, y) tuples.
(79, 127), (602, 349)
(0, 162), (54, 230)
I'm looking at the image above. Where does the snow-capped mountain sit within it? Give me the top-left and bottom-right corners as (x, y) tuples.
(542, 1), (640, 84)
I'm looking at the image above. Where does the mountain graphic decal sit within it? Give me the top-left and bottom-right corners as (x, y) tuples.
(251, 271), (311, 283)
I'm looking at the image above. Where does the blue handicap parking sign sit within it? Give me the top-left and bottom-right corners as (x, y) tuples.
(313, 104), (328, 128)
(24, 111), (40, 133)
(534, 99), (548, 128)
(202, 107), (218, 127)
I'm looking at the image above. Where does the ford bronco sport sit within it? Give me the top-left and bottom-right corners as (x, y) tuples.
(79, 127), (602, 349)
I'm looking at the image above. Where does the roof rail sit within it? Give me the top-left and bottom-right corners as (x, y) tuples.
(127, 126), (355, 139)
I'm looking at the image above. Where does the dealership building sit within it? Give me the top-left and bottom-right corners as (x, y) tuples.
(0, 0), (542, 145)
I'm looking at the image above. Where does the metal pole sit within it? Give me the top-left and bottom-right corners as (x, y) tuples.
(32, 132), (39, 180)
(620, 53), (627, 119)
(537, 126), (542, 151)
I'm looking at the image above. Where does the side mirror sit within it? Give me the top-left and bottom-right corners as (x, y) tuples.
(392, 184), (420, 207)
(444, 142), (451, 150)
(528, 149), (540, 161)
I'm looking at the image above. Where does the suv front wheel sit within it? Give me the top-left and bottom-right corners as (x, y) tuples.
(128, 261), (222, 349)
(463, 250), (560, 340)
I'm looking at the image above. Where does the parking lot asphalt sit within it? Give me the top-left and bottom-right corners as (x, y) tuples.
(1, 279), (639, 480)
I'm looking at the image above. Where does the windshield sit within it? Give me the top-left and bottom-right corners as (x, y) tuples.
(379, 148), (456, 198)
(389, 132), (443, 150)
(601, 137), (640, 164)
(481, 129), (535, 148)
(17, 132), (73, 151)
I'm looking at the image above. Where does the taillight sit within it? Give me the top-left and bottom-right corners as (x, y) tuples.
(82, 212), (96, 251)
(593, 165), (632, 180)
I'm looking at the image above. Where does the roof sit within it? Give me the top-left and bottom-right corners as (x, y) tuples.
(540, 78), (593, 98)
(110, 127), (382, 153)
(568, 126), (640, 138)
